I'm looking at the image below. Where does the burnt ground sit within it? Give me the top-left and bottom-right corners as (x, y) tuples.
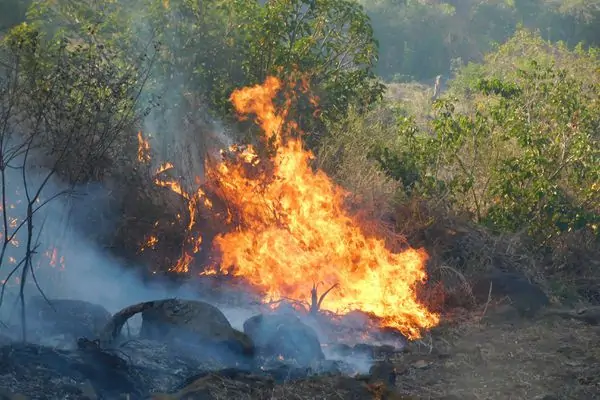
(0, 298), (598, 399)
(147, 303), (600, 400)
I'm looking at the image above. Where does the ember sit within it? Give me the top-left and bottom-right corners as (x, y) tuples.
(141, 76), (440, 339)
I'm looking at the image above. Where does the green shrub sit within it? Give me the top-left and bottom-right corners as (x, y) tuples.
(370, 30), (599, 245)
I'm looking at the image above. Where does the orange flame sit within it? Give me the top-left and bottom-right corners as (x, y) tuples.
(203, 77), (439, 339)
(140, 235), (159, 252)
(44, 247), (66, 270)
(138, 76), (438, 338)
(137, 131), (151, 163)
(229, 76), (287, 147)
(152, 165), (212, 273)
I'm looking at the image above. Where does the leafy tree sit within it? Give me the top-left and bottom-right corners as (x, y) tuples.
(359, 0), (600, 82)
(230, 0), (383, 120)
(27, 0), (384, 145)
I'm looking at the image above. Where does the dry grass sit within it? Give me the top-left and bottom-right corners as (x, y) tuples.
(150, 372), (404, 400)
(370, 303), (600, 399)
(384, 82), (434, 127)
(316, 105), (400, 220)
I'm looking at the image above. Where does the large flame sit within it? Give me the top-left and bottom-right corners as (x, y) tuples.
(138, 76), (439, 338)
(202, 77), (439, 339)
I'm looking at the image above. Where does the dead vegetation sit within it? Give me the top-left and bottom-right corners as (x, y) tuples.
(150, 371), (409, 400)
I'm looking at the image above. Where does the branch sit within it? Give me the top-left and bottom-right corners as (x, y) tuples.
(0, 256), (26, 308)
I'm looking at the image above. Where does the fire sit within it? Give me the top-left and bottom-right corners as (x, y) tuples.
(137, 131), (151, 163)
(45, 247), (66, 270)
(139, 76), (439, 338)
(229, 76), (288, 147)
(151, 162), (212, 273)
(202, 77), (439, 339)
(140, 234), (159, 252)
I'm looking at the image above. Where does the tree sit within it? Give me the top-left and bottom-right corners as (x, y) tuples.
(0, 23), (153, 339)
(27, 0), (384, 146)
(231, 0), (383, 120)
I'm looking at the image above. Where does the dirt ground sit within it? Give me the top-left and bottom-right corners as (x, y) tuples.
(154, 303), (599, 400)
(392, 304), (600, 400)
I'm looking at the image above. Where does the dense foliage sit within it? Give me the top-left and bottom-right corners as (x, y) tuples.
(368, 31), (599, 243)
(0, 0), (598, 299)
(21, 0), (383, 139)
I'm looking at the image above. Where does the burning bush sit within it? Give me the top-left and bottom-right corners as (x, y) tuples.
(139, 76), (439, 339)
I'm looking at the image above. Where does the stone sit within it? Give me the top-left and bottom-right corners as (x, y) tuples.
(27, 297), (112, 339)
(243, 313), (325, 367)
(99, 299), (254, 364)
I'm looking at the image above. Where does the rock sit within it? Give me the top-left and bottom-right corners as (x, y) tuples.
(328, 343), (352, 357)
(99, 299), (254, 365)
(27, 297), (112, 340)
(471, 271), (549, 316)
(338, 310), (372, 328)
(243, 313), (325, 367)
(352, 343), (375, 359)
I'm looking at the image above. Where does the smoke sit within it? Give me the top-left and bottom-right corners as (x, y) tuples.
(126, 4), (236, 189)
(0, 2), (394, 378)
(0, 146), (382, 376)
(0, 161), (162, 315)
(0, 141), (261, 333)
